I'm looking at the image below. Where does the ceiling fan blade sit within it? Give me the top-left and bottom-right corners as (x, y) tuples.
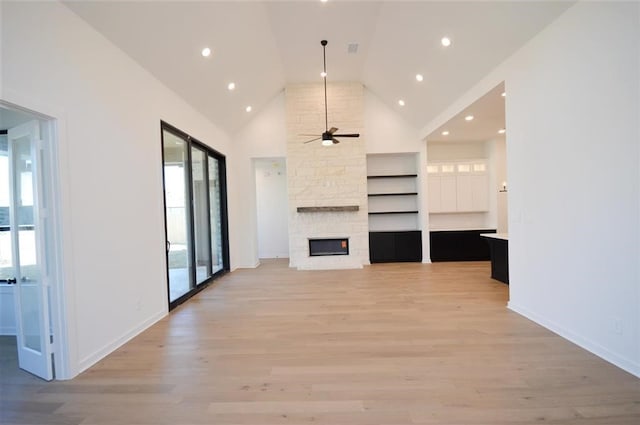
(333, 133), (360, 138)
(332, 137), (341, 144)
(303, 137), (321, 144)
(328, 127), (338, 134)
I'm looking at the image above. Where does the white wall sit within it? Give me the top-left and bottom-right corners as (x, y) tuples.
(364, 90), (429, 261)
(491, 138), (508, 233)
(254, 158), (289, 258)
(506, 1), (639, 376)
(2, 1), (236, 377)
(232, 91), (287, 268)
(423, 1), (640, 376)
(0, 286), (16, 335)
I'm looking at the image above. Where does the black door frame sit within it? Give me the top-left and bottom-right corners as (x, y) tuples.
(160, 121), (230, 310)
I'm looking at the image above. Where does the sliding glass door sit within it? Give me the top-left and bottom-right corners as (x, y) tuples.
(161, 122), (229, 309)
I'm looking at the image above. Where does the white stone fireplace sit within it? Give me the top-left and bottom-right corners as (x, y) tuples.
(286, 83), (369, 270)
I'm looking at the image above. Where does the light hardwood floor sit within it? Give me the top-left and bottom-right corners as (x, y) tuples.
(1, 260), (639, 424)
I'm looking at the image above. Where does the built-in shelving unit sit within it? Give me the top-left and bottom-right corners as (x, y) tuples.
(366, 154), (422, 263)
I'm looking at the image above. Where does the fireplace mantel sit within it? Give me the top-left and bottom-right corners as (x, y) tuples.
(296, 206), (359, 213)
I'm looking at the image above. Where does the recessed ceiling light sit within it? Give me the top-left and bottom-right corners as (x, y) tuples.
(398, 99), (405, 106)
(498, 128), (506, 134)
(441, 130), (449, 136)
(320, 0), (328, 3)
(441, 37), (452, 47)
(245, 106), (252, 113)
(227, 82), (236, 91)
(320, 71), (327, 78)
(465, 115), (474, 121)
(501, 92), (506, 97)
(201, 47), (211, 57)
(416, 74), (424, 82)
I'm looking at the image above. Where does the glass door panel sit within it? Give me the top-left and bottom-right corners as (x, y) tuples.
(162, 130), (193, 303)
(190, 146), (211, 284)
(0, 134), (11, 281)
(7, 120), (53, 380)
(208, 155), (223, 274)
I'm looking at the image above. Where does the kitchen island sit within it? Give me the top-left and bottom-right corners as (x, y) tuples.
(480, 233), (509, 284)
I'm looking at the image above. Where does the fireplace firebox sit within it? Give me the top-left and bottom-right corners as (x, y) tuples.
(308, 238), (349, 256)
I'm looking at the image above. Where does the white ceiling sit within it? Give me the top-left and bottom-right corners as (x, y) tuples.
(427, 82), (506, 144)
(63, 1), (573, 137)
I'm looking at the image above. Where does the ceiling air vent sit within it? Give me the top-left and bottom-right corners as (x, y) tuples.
(347, 43), (359, 54)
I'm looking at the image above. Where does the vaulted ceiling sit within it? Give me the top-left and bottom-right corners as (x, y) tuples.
(64, 1), (572, 137)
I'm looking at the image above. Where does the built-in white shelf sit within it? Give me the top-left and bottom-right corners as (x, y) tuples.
(366, 153), (420, 232)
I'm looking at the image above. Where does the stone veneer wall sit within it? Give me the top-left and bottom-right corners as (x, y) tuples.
(285, 83), (369, 269)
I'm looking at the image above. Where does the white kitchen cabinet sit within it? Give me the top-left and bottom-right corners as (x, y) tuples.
(428, 160), (488, 213)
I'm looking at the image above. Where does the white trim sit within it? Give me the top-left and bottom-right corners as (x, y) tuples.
(77, 309), (167, 375)
(0, 97), (75, 380)
(508, 302), (640, 378)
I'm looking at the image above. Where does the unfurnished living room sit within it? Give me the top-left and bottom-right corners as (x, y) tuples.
(1, 1), (639, 424)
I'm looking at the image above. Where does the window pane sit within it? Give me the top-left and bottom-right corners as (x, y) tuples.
(191, 147), (211, 284)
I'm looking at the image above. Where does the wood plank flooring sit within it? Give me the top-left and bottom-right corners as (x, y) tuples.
(1, 260), (639, 424)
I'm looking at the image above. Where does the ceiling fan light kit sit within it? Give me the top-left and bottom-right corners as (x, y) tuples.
(303, 40), (360, 146)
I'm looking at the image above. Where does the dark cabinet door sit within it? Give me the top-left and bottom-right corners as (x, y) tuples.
(369, 232), (396, 263)
(369, 231), (422, 263)
(395, 231), (422, 262)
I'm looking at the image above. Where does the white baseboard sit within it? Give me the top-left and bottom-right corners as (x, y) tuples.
(76, 309), (167, 376)
(508, 302), (640, 378)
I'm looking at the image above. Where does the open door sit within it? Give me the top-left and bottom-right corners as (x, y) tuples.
(7, 120), (53, 380)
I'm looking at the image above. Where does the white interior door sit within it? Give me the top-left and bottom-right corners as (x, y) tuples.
(8, 120), (53, 380)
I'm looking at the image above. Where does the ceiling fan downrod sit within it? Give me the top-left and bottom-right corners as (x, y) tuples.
(322, 39), (328, 133)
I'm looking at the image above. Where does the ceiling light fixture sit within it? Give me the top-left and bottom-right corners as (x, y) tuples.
(398, 100), (405, 106)
(441, 130), (449, 136)
(245, 106), (252, 113)
(227, 82), (236, 91)
(320, 71), (327, 78)
(416, 74), (424, 82)
(465, 115), (474, 121)
(498, 128), (506, 134)
(441, 37), (452, 47)
(201, 47), (211, 57)
(501, 92), (506, 97)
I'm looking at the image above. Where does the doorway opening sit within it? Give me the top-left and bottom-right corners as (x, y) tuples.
(0, 101), (65, 381)
(254, 158), (289, 260)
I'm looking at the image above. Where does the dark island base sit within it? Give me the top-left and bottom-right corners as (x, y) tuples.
(429, 229), (496, 262)
(483, 237), (509, 284)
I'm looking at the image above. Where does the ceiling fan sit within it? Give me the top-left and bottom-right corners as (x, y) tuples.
(303, 40), (360, 146)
